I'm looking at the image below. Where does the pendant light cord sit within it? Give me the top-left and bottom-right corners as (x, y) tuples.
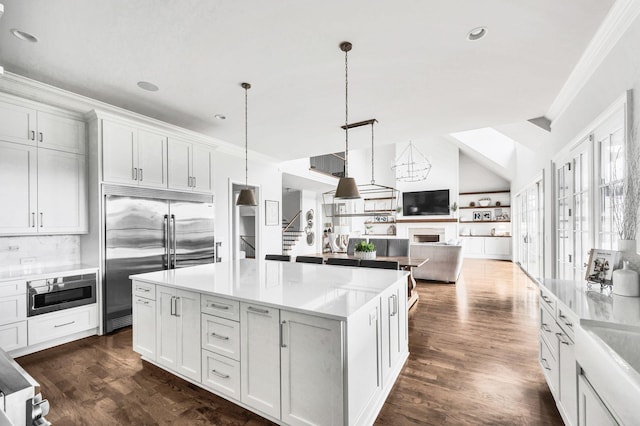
(371, 121), (375, 185)
(344, 46), (349, 179)
(244, 84), (249, 189)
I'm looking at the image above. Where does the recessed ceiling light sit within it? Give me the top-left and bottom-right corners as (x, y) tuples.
(137, 81), (159, 92)
(0, 4), (4, 19)
(10, 28), (38, 43)
(214, 114), (226, 120)
(467, 26), (487, 41)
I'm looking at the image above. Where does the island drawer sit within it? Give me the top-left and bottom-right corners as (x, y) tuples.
(201, 295), (239, 321)
(202, 314), (240, 361)
(539, 287), (556, 315)
(201, 349), (240, 401)
(0, 280), (26, 298)
(556, 304), (577, 339)
(540, 307), (560, 356)
(134, 282), (156, 300)
(539, 338), (559, 397)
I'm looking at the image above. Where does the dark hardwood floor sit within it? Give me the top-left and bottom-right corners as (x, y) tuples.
(17, 259), (562, 425)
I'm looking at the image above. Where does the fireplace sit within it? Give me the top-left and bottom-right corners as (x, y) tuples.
(409, 227), (446, 243)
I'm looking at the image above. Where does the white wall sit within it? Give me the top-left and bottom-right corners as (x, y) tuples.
(459, 152), (510, 193)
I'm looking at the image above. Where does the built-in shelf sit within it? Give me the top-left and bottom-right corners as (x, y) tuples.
(459, 190), (510, 195)
(459, 205), (510, 210)
(459, 220), (511, 224)
(460, 235), (512, 238)
(396, 218), (458, 223)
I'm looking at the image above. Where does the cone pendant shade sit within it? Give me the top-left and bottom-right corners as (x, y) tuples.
(237, 188), (257, 206)
(335, 177), (361, 199)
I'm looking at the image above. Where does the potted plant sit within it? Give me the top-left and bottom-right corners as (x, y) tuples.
(613, 137), (640, 252)
(354, 241), (376, 260)
(450, 202), (458, 216)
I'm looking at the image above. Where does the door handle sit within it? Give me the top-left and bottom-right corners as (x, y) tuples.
(280, 320), (287, 348)
(133, 167), (138, 181)
(30, 130), (35, 140)
(171, 214), (177, 269)
(170, 296), (175, 316)
(175, 297), (181, 317)
(139, 168), (143, 181)
(164, 215), (170, 270)
(39, 212), (43, 227)
(39, 132), (43, 142)
(31, 212), (35, 227)
(192, 176), (196, 188)
(188, 176), (192, 187)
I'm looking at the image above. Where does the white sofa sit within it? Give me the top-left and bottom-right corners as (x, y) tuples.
(410, 243), (463, 283)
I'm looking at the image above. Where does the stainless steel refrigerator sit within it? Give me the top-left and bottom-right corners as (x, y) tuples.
(104, 187), (216, 333)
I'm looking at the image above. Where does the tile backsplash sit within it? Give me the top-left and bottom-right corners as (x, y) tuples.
(0, 235), (81, 271)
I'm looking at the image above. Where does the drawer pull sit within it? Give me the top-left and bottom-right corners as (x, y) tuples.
(54, 321), (75, 328)
(137, 299), (150, 305)
(541, 323), (552, 333)
(207, 303), (229, 310)
(541, 357), (551, 371)
(541, 295), (551, 303)
(556, 332), (572, 345)
(210, 332), (229, 340)
(210, 369), (230, 379)
(137, 287), (150, 292)
(248, 306), (269, 315)
(559, 314), (573, 328)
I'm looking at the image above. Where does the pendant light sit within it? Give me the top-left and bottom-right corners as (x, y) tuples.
(236, 82), (258, 206)
(334, 41), (361, 199)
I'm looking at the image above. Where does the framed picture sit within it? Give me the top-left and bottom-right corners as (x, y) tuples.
(585, 249), (619, 285)
(265, 200), (279, 226)
(482, 211), (492, 221)
(473, 211), (482, 221)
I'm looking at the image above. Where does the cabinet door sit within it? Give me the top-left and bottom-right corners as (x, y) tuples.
(132, 296), (156, 361)
(37, 149), (87, 233)
(0, 294), (27, 325)
(485, 237), (511, 256)
(0, 100), (36, 146)
(156, 286), (178, 370)
(559, 335), (577, 426)
(0, 141), (37, 234)
(241, 303), (281, 419)
(462, 237), (484, 255)
(578, 375), (618, 426)
(381, 284), (402, 383)
(137, 129), (167, 189)
(175, 289), (201, 382)
(0, 321), (27, 352)
(102, 120), (137, 185)
(36, 111), (85, 154)
(192, 143), (214, 193)
(281, 310), (343, 426)
(168, 138), (192, 191)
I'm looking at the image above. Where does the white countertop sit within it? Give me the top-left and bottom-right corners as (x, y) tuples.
(130, 260), (408, 320)
(0, 263), (98, 282)
(540, 279), (640, 327)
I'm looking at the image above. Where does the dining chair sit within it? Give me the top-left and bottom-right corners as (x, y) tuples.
(327, 258), (360, 267)
(295, 256), (324, 264)
(387, 238), (410, 257)
(359, 260), (400, 270)
(368, 239), (389, 256)
(265, 254), (291, 261)
(346, 238), (366, 255)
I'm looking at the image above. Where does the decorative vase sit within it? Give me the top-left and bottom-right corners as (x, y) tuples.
(612, 260), (640, 297)
(355, 251), (376, 260)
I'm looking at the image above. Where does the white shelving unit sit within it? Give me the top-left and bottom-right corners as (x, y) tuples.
(458, 191), (512, 260)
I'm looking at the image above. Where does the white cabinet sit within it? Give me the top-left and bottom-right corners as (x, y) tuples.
(280, 310), (343, 426)
(0, 142), (87, 235)
(27, 304), (97, 346)
(202, 349), (241, 401)
(380, 280), (407, 384)
(578, 375), (618, 426)
(133, 282), (156, 361)
(0, 279), (27, 353)
(240, 302), (281, 419)
(484, 237), (511, 256)
(460, 236), (511, 260)
(156, 285), (201, 382)
(102, 121), (167, 188)
(0, 99), (85, 154)
(168, 137), (214, 193)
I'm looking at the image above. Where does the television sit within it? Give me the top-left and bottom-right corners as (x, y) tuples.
(402, 189), (450, 216)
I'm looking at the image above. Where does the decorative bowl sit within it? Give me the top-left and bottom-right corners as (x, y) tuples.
(478, 198), (491, 207)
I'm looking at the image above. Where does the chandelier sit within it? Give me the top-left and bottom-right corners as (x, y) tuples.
(392, 142), (432, 182)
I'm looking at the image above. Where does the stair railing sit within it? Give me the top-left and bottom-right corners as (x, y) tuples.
(282, 210), (302, 233)
(239, 235), (256, 259)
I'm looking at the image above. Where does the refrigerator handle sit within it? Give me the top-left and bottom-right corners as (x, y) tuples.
(164, 215), (170, 270)
(171, 214), (177, 269)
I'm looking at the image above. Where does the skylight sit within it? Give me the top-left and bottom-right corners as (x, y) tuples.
(450, 127), (516, 169)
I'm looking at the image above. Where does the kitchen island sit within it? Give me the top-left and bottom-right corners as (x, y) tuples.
(130, 259), (409, 426)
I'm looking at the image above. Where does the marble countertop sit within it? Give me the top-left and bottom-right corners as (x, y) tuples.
(540, 278), (640, 327)
(0, 263), (98, 282)
(131, 259), (408, 320)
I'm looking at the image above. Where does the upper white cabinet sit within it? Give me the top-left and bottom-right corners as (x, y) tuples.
(168, 137), (214, 193)
(102, 120), (167, 188)
(0, 142), (37, 234)
(0, 98), (85, 154)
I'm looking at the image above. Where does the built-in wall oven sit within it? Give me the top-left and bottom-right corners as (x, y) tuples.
(27, 273), (97, 317)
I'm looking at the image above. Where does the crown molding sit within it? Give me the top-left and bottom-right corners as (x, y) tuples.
(0, 71), (279, 165)
(546, 0), (640, 122)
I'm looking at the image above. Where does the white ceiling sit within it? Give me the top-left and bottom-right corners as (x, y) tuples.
(0, 0), (615, 160)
